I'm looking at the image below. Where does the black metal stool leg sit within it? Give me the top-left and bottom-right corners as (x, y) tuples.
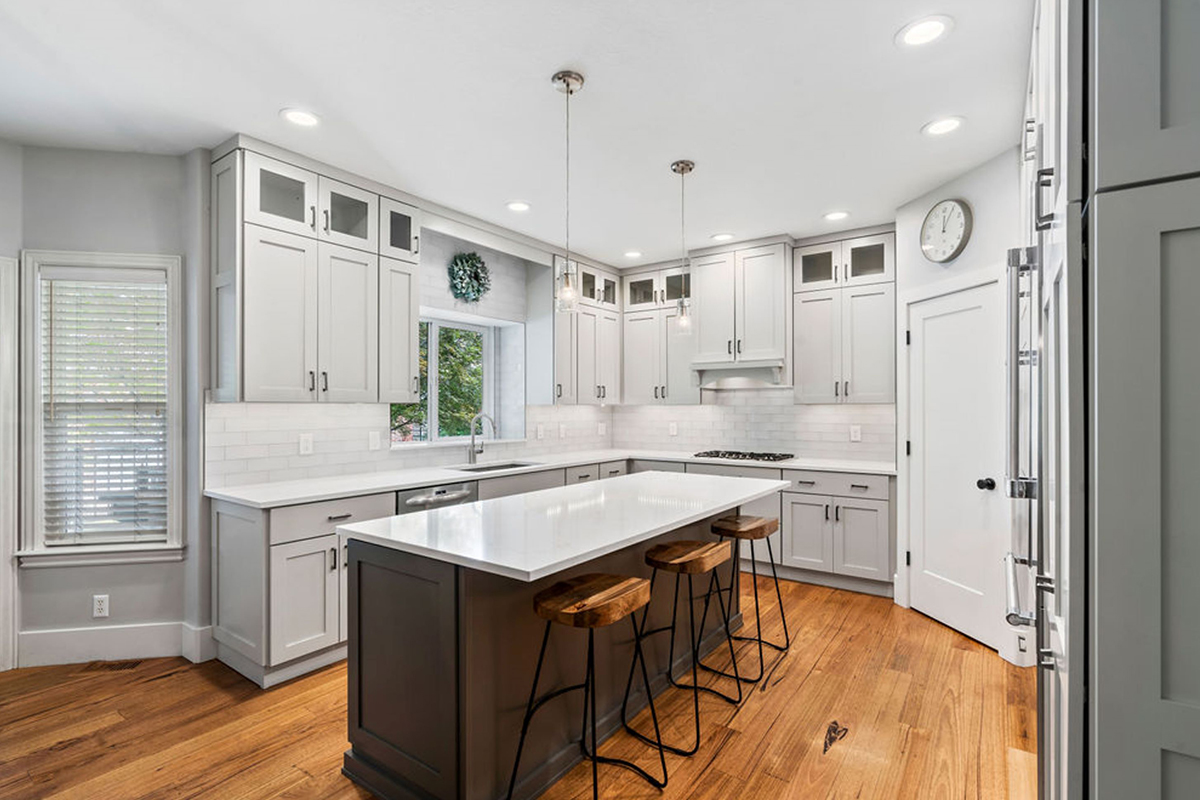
(696, 538), (760, 687)
(588, 630), (598, 800)
(765, 536), (791, 651)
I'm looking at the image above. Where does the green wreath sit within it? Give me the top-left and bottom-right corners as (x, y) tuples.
(447, 251), (491, 303)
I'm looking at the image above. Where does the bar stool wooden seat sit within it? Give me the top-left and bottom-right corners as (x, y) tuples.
(698, 515), (790, 685)
(507, 573), (667, 800)
(620, 539), (743, 758)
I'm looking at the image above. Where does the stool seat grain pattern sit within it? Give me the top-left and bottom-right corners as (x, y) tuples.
(644, 540), (732, 574)
(534, 573), (651, 628)
(711, 515), (779, 540)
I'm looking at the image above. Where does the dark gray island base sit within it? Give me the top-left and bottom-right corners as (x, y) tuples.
(341, 521), (744, 800)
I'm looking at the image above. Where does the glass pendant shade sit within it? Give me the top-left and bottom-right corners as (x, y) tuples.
(676, 298), (693, 334)
(556, 268), (578, 312)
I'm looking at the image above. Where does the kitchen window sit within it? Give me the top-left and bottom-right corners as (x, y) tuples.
(19, 251), (182, 562)
(391, 318), (495, 444)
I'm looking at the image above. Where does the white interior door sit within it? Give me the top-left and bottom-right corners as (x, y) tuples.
(0, 257), (17, 671)
(908, 279), (1009, 651)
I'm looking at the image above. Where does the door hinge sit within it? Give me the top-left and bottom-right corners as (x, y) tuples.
(905, 330), (910, 345)
(905, 550), (911, 567)
(906, 440), (911, 456)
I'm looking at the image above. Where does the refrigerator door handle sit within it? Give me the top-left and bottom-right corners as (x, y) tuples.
(1005, 247), (1040, 501)
(1004, 552), (1036, 627)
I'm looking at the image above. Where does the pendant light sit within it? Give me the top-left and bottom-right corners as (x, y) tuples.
(553, 70), (584, 312)
(671, 159), (694, 334)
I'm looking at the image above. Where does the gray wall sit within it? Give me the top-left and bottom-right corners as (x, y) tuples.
(18, 146), (199, 633)
(0, 140), (21, 256)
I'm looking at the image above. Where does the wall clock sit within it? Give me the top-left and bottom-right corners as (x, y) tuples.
(920, 198), (973, 263)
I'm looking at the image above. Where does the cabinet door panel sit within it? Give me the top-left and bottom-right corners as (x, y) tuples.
(319, 177), (378, 252)
(735, 244), (788, 361)
(554, 312), (577, 404)
(576, 308), (599, 405)
(379, 197), (421, 263)
(663, 305), (700, 405)
(598, 311), (621, 403)
(662, 269), (691, 302)
(833, 498), (889, 581)
(625, 274), (660, 309)
(794, 242), (842, 292)
(243, 225), (318, 402)
(782, 494), (834, 573)
(243, 152), (318, 238)
(793, 289), (842, 404)
(691, 252), (736, 364)
(623, 310), (661, 405)
(379, 257), (420, 403)
(842, 283), (895, 403)
(318, 244), (378, 402)
(269, 534), (340, 665)
(841, 234), (895, 287)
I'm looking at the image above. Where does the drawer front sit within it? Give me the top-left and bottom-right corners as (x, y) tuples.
(599, 460), (628, 479)
(630, 459), (686, 474)
(270, 492), (396, 546)
(783, 470), (888, 500)
(566, 463), (600, 483)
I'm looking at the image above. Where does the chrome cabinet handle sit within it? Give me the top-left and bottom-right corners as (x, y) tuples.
(330, 547), (338, 572)
(327, 512), (352, 521)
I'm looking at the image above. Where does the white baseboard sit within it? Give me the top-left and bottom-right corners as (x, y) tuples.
(181, 622), (216, 663)
(18, 621), (184, 668)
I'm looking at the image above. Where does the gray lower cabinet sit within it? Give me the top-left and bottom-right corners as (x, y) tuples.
(781, 493), (834, 572)
(599, 459), (628, 478)
(566, 463), (599, 483)
(477, 469), (566, 500)
(629, 459), (685, 474)
(684, 463), (783, 562)
(268, 534), (341, 665)
(782, 483), (891, 582)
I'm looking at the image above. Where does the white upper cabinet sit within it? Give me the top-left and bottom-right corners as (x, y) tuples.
(841, 283), (895, 403)
(793, 289), (842, 404)
(622, 311), (660, 405)
(317, 244), (379, 403)
(378, 257), (420, 403)
(625, 273), (658, 310)
(735, 244), (789, 362)
(795, 242), (841, 292)
(242, 225), (319, 402)
(318, 177), (378, 252)
(662, 304), (700, 405)
(379, 197), (421, 263)
(554, 311), (577, 404)
(623, 267), (690, 310)
(580, 265), (619, 309)
(842, 234), (895, 287)
(597, 310), (621, 403)
(691, 251), (737, 364)
(1093, 0), (1200, 190)
(577, 307), (599, 404)
(244, 152), (319, 238)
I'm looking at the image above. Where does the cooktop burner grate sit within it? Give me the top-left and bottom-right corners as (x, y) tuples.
(693, 450), (795, 462)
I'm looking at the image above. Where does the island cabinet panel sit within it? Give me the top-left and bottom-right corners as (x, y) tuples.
(346, 543), (459, 800)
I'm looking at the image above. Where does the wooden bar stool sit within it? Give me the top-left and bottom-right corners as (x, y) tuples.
(619, 539), (742, 757)
(697, 515), (791, 685)
(506, 573), (667, 800)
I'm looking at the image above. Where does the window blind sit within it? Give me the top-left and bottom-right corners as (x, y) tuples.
(40, 276), (170, 546)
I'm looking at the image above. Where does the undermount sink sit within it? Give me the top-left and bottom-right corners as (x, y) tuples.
(454, 461), (542, 473)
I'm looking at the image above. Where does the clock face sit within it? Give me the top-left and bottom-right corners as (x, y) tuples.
(920, 199), (973, 263)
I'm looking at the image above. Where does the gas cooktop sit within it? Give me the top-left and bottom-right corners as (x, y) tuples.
(693, 450), (795, 463)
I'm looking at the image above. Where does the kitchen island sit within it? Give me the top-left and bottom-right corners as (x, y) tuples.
(337, 470), (789, 800)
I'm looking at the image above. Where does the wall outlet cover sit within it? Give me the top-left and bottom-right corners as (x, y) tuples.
(669, 422), (678, 437)
(92, 594), (109, 618)
(368, 431), (381, 451)
(598, 422), (607, 436)
(849, 425), (863, 442)
(559, 423), (567, 439)
(299, 433), (314, 455)
(536, 423), (544, 440)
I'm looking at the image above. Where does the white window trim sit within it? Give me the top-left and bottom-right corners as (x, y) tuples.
(392, 316), (496, 446)
(18, 250), (184, 567)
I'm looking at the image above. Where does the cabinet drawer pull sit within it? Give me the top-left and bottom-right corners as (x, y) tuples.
(850, 483), (870, 491)
(321, 371), (329, 392)
(309, 205), (317, 230)
(577, 473), (593, 481)
(323, 209), (330, 233)
(327, 512), (353, 521)
(330, 547), (338, 572)
(795, 479), (816, 486)
(607, 469), (621, 475)
(309, 370), (316, 392)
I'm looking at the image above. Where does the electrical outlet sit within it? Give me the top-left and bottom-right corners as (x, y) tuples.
(536, 423), (544, 440)
(559, 423), (567, 439)
(1017, 634), (1028, 653)
(849, 425), (862, 442)
(299, 433), (314, 455)
(368, 431), (381, 451)
(598, 422), (607, 436)
(669, 422), (678, 437)
(92, 594), (109, 619)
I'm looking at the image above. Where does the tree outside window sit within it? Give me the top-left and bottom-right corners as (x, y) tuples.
(391, 319), (490, 444)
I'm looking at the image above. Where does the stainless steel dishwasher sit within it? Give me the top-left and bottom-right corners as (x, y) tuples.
(396, 482), (478, 513)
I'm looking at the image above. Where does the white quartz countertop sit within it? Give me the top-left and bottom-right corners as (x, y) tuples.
(203, 448), (896, 509)
(338, 471), (791, 582)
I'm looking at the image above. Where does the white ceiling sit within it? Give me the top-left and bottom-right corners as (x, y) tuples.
(0, 0), (1034, 267)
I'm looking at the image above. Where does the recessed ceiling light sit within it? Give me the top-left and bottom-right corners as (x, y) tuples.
(824, 211), (850, 222)
(922, 116), (964, 136)
(895, 15), (954, 47)
(624, 250), (643, 259)
(280, 108), (320, 127)
(506, 200), (531, 212)
(710, 233), (734, 242)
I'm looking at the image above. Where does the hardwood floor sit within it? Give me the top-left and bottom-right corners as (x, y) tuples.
(0, 578), (1035, 799)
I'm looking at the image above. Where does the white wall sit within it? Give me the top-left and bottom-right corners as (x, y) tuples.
(895, 147), (1021, 293)
(419, 229), (531, 322)
(0, 140), (22, 256)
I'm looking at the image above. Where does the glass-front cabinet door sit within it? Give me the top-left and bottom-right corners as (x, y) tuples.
(580, 267), (598, 304)
(841, 233), (895, 287)
(319, 177), (378, 252)
(598, 274), (618, 307)
(379, 198), (421, 263)
(244, 152), (319, 238)
(662, 269), (690, 303)
(794, 242), (841, 292)
(625, 273), (660, 309)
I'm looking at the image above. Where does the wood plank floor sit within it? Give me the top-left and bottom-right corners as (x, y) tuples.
(0, 578), (1036, 800)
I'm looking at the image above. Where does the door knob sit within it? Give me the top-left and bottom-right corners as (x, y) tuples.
(977, 477), (997, 491)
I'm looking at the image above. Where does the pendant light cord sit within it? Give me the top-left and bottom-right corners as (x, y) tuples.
(564, 81), (571, 272)
(680, 167), (686, 271)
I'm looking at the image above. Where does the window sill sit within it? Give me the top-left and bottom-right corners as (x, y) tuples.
(389, 438), (528, 452)
(16, 545), (186, 569)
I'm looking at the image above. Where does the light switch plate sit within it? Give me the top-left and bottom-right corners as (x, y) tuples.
(849, 425), (862, 442)
(368, 431), (381, 451)
(669, 422), (678, 436)
(598, 422), (607, 436)
(299, 433), (314, 455)
(537, 423), (544, 440)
